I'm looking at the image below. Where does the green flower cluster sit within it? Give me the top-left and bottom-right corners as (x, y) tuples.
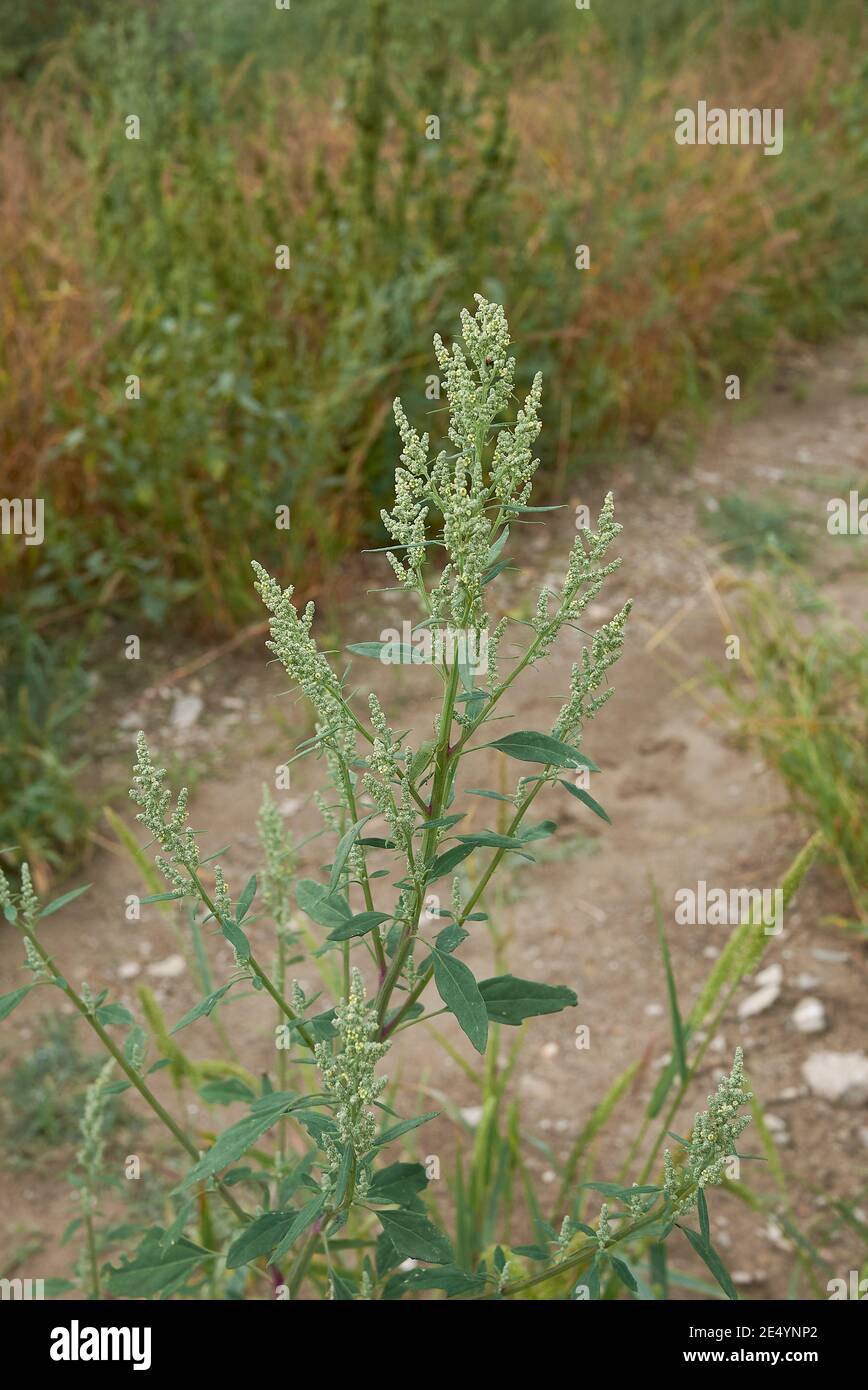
(257, 785), (296, 933)
(381, 294), (544, 633)
(315, 969), (389, 1186)
(665, 1048), (753, 1213)
(129, 732), (198, 895)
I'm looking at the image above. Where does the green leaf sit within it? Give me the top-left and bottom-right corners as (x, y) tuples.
(329, 816), (375, 892)
(487, 526), (510, 563)
(434, 923), (469, 954)
(478, 974), (577, 1025)
(558, 779), (611, 823)
(432, 951), (488, 1053)
(198, 1078), (256, 1105)
(652, 877), (687, 1083)
(408, 740), (437, 780)
(346, 640), (428, 664)
(0, 985), (34, 1021)
(373, 1111), (439, 1149)
(171, 983), (235, 1034)
(481, 557), (513, 586)
(465, 787), (516, 802)
(327, 910), (391, 942)
(105, 1228), (212, 1298)
(42, 1278), (77, 1297)
(680, 1224), (739, 1301)
(333, 1144), (355, 1208)
(367, 1162), (428, 1209)
(178, 1093), (299, 1189)
(218, 914), (251, 963)
(584, 1255), (603, 1300)
(502, 503), (565, 514)
(160, 1199), (195, 1250)
(418, 813), (466, 831)
(329, 1269), (359, 1299)
(226, 1211), (297, 1268)
(484, 730), (599, 770)
(455, 830), (535, 853)
(579, 1182), (660, 1200)
(236, 873), (257, 922)
(609, 1254), (638, 1293)
(425, 842), (475, 883)
(518, 818), (558, 842)
(139, 891), (186, 905)
(402, 1265), (487, 1294)
(296, 879), (353, 931)
(378, 1209), (453, 1264)
(38, 883), (92, 918)
(95, 1003), (134, 1027)
(697, 1188), (710, 1247)
(269, 1195), (326, 1263)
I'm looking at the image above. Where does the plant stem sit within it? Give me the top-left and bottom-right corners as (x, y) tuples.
(84, 1211), (100, 1299)
(18, 920), (248, 1224)
(188, 868), (315, 1050)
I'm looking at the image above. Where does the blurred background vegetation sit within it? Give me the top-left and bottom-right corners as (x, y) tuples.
(1, 0), (866, 879)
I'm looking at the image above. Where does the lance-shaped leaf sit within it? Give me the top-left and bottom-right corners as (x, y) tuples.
(170, 982), (236, 1034)
(425, 842), (475, 883)
(483, 730), (600, 770)
(377, 1208), (453, 1264)
(296, 879), (353, 932)
(327, 910), (391, 942)
(558, 778), (611, 824)
(680, 1224), (739, 1301)
(328, 814), (374, 892)
(0, 985), (34, 1021)
(105, 1228), (212, 1298)
(269, 1194), (326, 1264)
(478, 974), (577, 1025)
(177, 1092), (300, 1189)
(226, 1211), (298, 1269)
(432, 950), (488, 1053)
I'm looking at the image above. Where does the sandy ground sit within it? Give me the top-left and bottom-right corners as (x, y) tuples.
(2, 336), (866, 1298)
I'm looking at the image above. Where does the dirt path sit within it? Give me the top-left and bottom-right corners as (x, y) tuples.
(2, 337), (866, 1297)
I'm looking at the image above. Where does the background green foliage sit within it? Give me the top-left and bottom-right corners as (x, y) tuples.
(1, 0), (866, 870)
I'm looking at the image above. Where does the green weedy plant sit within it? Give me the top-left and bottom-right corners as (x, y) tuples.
(0, 299), (753, 1300)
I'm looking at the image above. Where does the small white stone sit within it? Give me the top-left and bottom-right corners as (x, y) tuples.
(170, 693), (204, 731)
(147, 953), (186, 979)
(540, 1042), (559, 1060)
(802, 1051), (868, 1106)
(738, 984), (779, 1020)
(791, 997), (827, 1034)
(644, 1002), (664, 1018)
(459, 1106), (484, 1127)
(755, 963), (783, 988)
(117, 961), (141, 980)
